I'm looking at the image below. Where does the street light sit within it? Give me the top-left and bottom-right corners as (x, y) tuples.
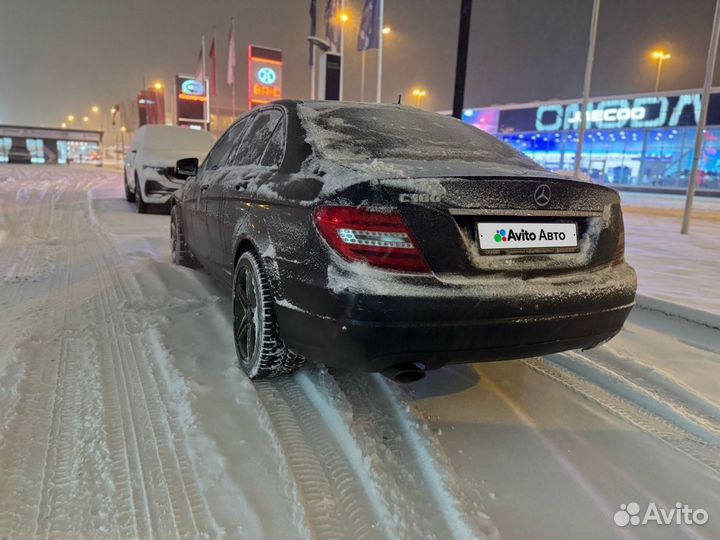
(67, 114), (75, 123)
(412, 88), (427, 107)
(61, 122), (67, 128)
(382, 26), (391, 35)
(82, 116), (89, 123)
(91, 105), (99, 113)
(339, 11), (349, 23)
(651, 50), (672, 92)
(153, 82), (163, 90)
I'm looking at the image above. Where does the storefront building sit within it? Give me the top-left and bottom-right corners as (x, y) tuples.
(461, 89), (720, 193)
(0, 125), (103, 165)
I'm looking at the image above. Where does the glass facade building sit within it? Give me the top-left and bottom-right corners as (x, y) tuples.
(0, 125), (102, 165)
(461, 90), (720, 193)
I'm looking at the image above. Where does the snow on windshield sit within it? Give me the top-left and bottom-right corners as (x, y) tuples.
(298, 102), (543, 169)
(142, 126), (216, 152)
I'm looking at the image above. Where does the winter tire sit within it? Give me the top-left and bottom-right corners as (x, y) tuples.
(233, 251), (303, 379)
(124, 171), (136, 202)
(170, 205), (194, 267)
(135, 175), (147, 214)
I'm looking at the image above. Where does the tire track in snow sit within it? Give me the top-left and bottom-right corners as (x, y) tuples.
(0, 175), (130, 538)
(257, 368), (497, 540)
(329, 371), (497, 540)
(0, 186), (77, 538)
(524, 356), (720, 474)
(254, 377), (375, 539)
(83, 192), (221, 538)
(0, 168), (222, 538)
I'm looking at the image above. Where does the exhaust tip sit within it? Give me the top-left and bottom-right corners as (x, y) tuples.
(382, 362), (426, 383)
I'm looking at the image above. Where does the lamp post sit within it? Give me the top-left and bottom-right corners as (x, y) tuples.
(338, 4), (348, 100)
(574, 0), (601, 178)
(651, 50), (672, 92)
(412, 88), (427, 108)
(682, 0), (720, 233)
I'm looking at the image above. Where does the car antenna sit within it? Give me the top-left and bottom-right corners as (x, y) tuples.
(397, 94), (402, 104)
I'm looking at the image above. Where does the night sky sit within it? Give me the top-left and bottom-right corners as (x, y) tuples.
(0, 0), (717, 127)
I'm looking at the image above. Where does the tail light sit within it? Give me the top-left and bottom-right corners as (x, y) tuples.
(611, 212), (625, 265)
(314, 206), (430, 273)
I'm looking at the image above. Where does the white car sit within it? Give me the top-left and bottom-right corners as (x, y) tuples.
(124, 125), (215, 213)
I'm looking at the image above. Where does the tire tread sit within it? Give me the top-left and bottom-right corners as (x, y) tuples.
(236, 251), (304, 379)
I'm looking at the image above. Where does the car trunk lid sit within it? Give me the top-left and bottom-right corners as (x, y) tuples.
(379, 176), (623, 277)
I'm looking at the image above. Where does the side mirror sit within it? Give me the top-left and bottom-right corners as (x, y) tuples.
(175, 157), (199, 180)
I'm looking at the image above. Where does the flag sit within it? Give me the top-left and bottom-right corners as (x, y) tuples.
(309, 0), (317, 65)
(194, 42), (204, 84)
(325, 0), (340, 52)
(358, 0), (381, 51)
(209, 34), (217, 96)
(227, 19), (236, 86)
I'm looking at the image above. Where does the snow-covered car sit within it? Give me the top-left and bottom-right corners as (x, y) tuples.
(169, 101), (637, 381)
(124, 125), (215, 213)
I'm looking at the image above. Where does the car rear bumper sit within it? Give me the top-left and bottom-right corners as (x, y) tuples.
(274, 262), (637, 372)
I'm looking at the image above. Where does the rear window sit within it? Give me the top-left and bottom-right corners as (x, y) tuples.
(141, 126), (215, 152)
(298, 102), (542, 169)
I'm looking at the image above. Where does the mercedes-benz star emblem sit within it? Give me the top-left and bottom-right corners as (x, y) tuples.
(534, 184), (551, 207)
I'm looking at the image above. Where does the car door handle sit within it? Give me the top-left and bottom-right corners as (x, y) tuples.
(200, 183), (209, 191)
(235, 181), (250, 191)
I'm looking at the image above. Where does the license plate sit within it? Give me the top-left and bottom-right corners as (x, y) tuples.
(477, 222), (578, 250)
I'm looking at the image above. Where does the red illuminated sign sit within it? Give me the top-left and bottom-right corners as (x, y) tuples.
(248, 45), (283, 109)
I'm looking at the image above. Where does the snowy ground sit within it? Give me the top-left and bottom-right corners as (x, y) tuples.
(0, 165), (719, 540)
(621, 191), (720, 317)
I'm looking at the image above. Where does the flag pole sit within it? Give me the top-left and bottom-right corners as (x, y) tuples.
(376, 0), (384, 103)
(201, 35), (207, 129)
(212, 27), (217, 127)
(230, 18), (236, 117)
(311, 49), (317, 99)
(360, 51), (366, 102)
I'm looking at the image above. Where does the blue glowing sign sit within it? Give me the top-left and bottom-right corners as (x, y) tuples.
(181, 79), (205, 96)
(534, 94), (703, 131)
(257, 67), (277, 85)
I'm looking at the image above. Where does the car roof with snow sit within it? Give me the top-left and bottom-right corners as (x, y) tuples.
(134, 125), (216, 152)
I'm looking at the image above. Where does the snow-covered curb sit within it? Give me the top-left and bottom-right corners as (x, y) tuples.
(635, 294), (720, 330)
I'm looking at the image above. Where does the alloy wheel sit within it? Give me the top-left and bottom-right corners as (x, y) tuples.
(234, 265), (258, 363)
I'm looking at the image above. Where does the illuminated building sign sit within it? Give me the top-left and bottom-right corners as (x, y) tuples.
(175, 74), (209, 128)
(180, 79), (205, 97)
(248, 45), (283, 109)
(482, 93), (720, 134)
(533, 96), (703, 131)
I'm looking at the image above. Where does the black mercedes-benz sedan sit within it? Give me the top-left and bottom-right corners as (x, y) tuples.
(170, 100), (637, 381)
